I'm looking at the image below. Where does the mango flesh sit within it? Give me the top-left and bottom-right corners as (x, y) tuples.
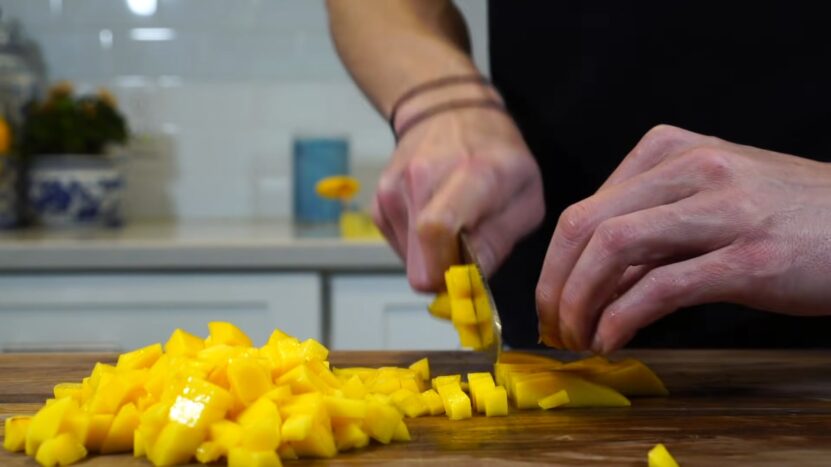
(648, 443), (680, 467)
(3, 323), (668, 467)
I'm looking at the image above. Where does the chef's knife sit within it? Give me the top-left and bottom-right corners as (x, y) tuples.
(459, 232), (503, 362)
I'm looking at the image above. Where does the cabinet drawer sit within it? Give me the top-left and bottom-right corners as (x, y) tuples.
(0, 273), (320, 352)
(331, 274), (458, 350)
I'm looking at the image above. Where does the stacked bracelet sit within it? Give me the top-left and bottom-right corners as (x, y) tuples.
(389, 74), (507, 143)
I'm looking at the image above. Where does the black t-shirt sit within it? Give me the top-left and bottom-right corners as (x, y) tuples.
(487, 1), (831, 348)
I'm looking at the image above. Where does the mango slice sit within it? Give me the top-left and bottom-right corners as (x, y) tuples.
(3, 416), (31, 452)
(648, 443), (680, 467)
(538, 390), (570, 410)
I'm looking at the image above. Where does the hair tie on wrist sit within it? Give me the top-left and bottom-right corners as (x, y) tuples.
(394, 98), (508, 143)
(388, 74), (491, 137)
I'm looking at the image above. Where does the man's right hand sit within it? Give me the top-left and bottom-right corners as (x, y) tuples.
(374, 105), (545, 292)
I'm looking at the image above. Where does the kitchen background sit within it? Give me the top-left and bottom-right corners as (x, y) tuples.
(1, 0), (489, 221)
(0, 0), (490, 352)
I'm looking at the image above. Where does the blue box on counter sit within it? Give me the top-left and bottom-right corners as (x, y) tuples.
(292, 136), (349, 224)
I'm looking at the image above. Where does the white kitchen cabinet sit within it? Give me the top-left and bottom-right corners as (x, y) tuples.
(0, 273), (320, 352)
(331, 275), (459, 350)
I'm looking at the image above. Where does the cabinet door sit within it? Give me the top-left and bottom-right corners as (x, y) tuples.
(0, 273), (320, 352)
(331, 275), (458, 350)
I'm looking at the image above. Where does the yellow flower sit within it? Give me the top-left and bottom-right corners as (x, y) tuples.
(97, 88), (118, 108)
(48, 80), (74, 100)
(315, 175), (360, 201)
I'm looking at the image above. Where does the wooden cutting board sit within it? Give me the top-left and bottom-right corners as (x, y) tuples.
(2, 349), (831, 466)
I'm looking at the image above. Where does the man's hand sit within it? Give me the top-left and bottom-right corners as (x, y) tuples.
(374, 106), (544, 291)
(536, 125), (831, 353)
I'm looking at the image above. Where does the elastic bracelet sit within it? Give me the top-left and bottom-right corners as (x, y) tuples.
(394, 98), (508, 143)
(388, 74), (491, 135)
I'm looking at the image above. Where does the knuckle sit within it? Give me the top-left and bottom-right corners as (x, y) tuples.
(557, 202), (594, 244)
(686, 146), (734, 182)
(644, 123), (683, 143)
(595, 219), (636, 256)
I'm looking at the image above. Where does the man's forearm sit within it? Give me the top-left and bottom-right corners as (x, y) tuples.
(326, 0), (483, 119)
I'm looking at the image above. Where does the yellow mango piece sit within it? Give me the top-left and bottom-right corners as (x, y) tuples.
(445, 265), (472, 299)
(408, 357), (430, 381)
(116, 343), (163, 370)
(649, 443), (680, 467)
(538, 390), (570, 410)
(307, 360), (343, 389)
(266, 328), (292, 346)
(134, 429), (146, 458)
(228, 447), (283, 467)
(277, 364), (330, 395)
(468, 372), (496, 412)
(300, 338), (329, 361)
(390, 388), (428, 418)
(432, 374), (462, 390)
(421, 389), (445, 416)
(341, 375), (368, 400)
(195, 440), (223, 464)
(227, 358), (272, 405)
(263, 386), (293, 404)
(454, 323), (483, 350)
(53, 383), (83, 402)
(148, 422), (203, 466)
(363, 400), (403, 444)
(84, 414), (113, 452)
(165, 329), (205, 357)
(236, 398), (281, 451)
(392, 420), (411, 442)
(315, 175), (360, 200)
(276, 338), (304, 372)
(167, 377), (233, 429)
(101, 402), (140, 453)
(258, 345), (283, 377)
(209, 420), (243, 453)
(450, 298), (477, 325)
(281, 413), (314, 441)
(88, 369), (148, 415)
(324, 395), (368, 419)
(207, 321), (253, 347)
(576, 359), (669, 397)
(513, 372), (630, 409)
(559, 355), (610, 371)
(3, 415), (31, 452)
(34, 433), (87, 467)
(333, 421), (370, 451)
(437, 383), (472, 420)
(484, 386), (508, 416)
(291, 423), (337, 458)
(25, 397), (80, 456)
(428, 293), (452, 320)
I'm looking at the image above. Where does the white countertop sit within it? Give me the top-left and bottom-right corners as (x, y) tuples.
(0, 221), (403, 271)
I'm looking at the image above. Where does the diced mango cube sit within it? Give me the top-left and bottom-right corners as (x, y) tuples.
(450, 298), (477, 325)
(431, 374), (461, 391)
(468, 372), (496, 413)
(484, 386), (508, 417)
(207, 322), (253, 348)
(341, 375), (367, 400)
(392, 420), (411, 442)
(25, 397), (80, 456)
(408, 357), (430, 381)
(324, 395), (367, 419)
(116, 343), (163, 370)
(3, 415), (31, 453)
(420, 389), (445, 416)
(428, 293), (452, 320)
(34, 433), (87, 467)
(209, 420), (243, 453)
(454, 323), (483, 349)
(165, 329), (205, 358)
(236, 398), (281, 451)
(291, 423), (337, 458)
(648, 443), (680, 467)
(390, 389), (428, 418)
(101, 402), (139, 453)
(445, 265), (472, 299)
(84, 414), (113, 452)
(363, 400), (403, 444)
(300, 338), (329, 361)
(52, 383), (83, 402)
(437, 383), (472, 420)
(227, 358), (272, 405)
(148, 422), (203, 466)
(333, 421), (370, 451)
(194, 441), (223, 464)
(538, 390), (570, 410)
(281, 413), (314, 442)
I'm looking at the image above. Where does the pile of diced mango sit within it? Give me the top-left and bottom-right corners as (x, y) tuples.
(3, 322), (667, 467)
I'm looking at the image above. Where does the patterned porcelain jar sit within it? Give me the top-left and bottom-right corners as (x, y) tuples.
(27, 155), (123, 228)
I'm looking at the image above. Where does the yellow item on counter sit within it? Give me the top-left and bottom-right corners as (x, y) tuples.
(315, 175), (360, 201)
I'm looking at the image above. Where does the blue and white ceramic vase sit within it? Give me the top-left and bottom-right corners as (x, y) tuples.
(27, 155), (124, 228)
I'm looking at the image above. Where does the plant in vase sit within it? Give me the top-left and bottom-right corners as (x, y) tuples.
(20, 81), (129, 227)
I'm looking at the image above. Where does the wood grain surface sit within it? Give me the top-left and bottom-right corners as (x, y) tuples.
(2, 350), (830, 466)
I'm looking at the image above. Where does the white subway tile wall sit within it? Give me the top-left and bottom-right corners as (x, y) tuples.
(0, 0), (489, 220)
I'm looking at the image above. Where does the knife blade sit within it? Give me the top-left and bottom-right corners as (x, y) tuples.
(459, 232), (503, 362)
